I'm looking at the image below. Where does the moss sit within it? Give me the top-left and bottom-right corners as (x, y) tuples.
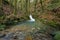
(0, 24), (6, 31)
(54, 31), (60, 40)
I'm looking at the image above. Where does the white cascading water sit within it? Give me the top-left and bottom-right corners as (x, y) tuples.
(29, 14), (35, 22)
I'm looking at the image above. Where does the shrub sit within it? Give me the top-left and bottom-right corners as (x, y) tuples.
(0, 24), (6, 30)
(48, 21), (57, 27)
(54, 31), (60, 40)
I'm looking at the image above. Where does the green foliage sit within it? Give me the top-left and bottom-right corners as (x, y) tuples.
(39, 18), (58, 27)
(47, 0), (60, 10)
(39, 19), (45, 23)
(54, 31), (60, 40)
(1, 0), (60, 26)
(48, 21), (57, 27)
(0, 8), (4, 17)
(0, 24), (6, 30)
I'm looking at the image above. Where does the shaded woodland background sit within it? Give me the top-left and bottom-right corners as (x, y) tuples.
(0, 0), (60, 28)
(0, 0), (60, 40)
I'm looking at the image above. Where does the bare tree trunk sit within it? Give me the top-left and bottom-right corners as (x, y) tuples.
(34, 0), (37, 14)
(28, 0), (30, 14)
(25, 0), (28, 15)
(14, 0), (17, 15)
(40, 0), (44, 13)
(21, 0), (23, 11)
(0, 0), (2, 8)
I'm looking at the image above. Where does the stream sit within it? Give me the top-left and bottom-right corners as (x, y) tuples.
(0, 20), (53, 40)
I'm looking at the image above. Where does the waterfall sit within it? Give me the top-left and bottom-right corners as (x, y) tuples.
(29, 14), (35, 22)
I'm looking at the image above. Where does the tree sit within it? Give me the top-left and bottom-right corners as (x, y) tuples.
(0, 0), (2, 8)
(14, 0), (17, 15)
(40, 0), (43, 13)
(34, 0), (37, 14)
(25, 0), (28, 15)
(47, 0), (60, 10)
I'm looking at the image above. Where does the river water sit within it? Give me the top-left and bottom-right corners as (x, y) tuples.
(0, 20), (52, 40)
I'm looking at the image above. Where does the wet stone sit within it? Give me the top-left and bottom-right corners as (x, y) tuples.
(2, 31), (27, 40)
(3, 32), (14, 40)
(0, 33), (6, 38)
(32, 31), (53, 40)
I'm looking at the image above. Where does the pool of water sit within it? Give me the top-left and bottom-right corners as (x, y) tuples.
(10, 20), (49, 32)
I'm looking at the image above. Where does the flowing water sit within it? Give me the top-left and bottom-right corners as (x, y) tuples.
(0, 20), (52, 40)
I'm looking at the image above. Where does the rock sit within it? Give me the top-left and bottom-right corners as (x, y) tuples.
(32, 31), (53, 40)
(14, 31), (27, 40)
(3, 32), (14, 40)
(13, 35), (18, 39)
(0, 33), (6, 38)
(2, 30), (27, 40)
